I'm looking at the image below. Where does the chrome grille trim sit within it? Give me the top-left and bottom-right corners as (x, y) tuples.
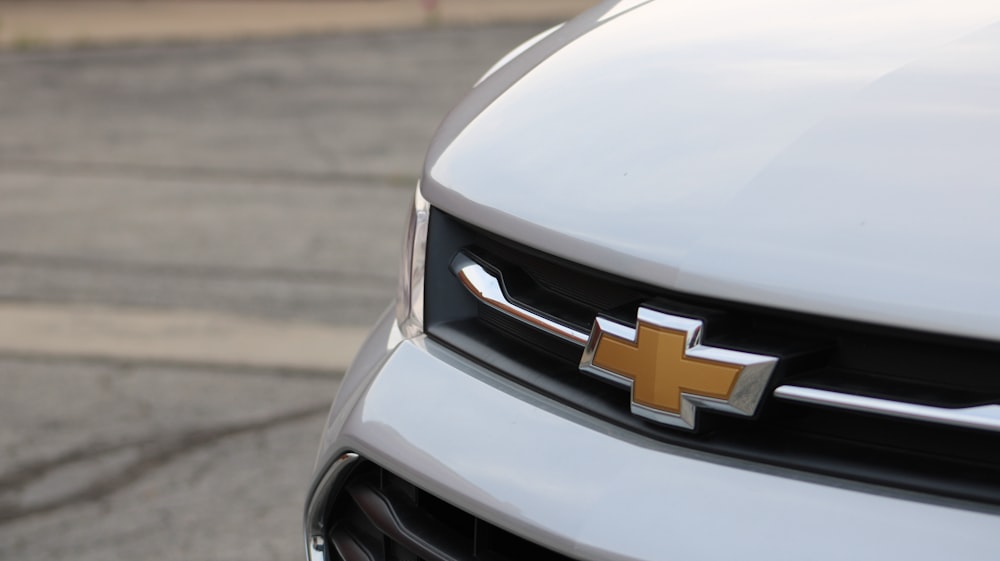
(451, 252), (589, 345)
(774, 385), (1000, 433)
(451, 251), (1000, 434)
(305, 452), (362, 561)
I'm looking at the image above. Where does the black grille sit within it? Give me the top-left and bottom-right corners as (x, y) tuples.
(424, 209), (1000, 505)
(325, 461), (576, 561)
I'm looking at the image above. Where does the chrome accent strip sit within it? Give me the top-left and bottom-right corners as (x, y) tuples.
(304, 452), (361, 561)
(775, 386), (1000, 433)
(396, 185), (430, 339)
(450, 253), (590, 345)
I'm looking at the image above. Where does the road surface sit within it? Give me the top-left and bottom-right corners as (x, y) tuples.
(0, 23), (555, 560)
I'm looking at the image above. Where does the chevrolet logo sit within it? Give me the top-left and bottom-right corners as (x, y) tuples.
(580, 308), (778, 430)
(451, 254), (779, 431)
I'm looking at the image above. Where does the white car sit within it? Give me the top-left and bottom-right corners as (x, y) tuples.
(305, 1), (1000, 559)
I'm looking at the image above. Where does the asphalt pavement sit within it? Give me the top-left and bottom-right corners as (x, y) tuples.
(0, 0), (592, 47)
(0, 22), (558, 560)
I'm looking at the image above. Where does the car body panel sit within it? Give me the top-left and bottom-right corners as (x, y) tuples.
(422, 0), (1000, 342)
(307, 2), (1000, 559)
(314, 314), (1000, 561)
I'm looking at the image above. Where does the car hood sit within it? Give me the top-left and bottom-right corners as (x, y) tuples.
(421, 0), (1000, 341)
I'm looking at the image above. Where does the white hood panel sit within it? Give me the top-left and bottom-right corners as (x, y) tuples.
(422, 0), (1000, 341)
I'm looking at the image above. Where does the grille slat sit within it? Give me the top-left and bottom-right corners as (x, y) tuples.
(347, 479), (473, 561)
(329, 528), (376, 561)
(326, 463), (577, 561)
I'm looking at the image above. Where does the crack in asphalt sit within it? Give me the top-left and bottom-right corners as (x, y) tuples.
(0, 403), (331, 525)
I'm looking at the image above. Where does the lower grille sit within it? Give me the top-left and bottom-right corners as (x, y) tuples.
(325, 461), (575, 561)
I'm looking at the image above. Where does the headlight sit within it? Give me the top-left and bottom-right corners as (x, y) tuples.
(396, 184), (429, 338)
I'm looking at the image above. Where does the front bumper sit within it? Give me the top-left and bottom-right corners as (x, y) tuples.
(306, 311), (1000, 561)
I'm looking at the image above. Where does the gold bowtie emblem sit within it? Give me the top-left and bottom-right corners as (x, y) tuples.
(593, 323), (742, 413)
(580, 308), (777, 430)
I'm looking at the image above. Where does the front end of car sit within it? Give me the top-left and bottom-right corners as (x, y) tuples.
(305, 1), (1000, 559)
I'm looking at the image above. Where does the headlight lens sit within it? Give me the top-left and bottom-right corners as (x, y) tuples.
(396, 184), (429, 338)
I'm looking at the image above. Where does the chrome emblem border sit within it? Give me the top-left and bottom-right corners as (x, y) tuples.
(581, 308), (777, 430)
